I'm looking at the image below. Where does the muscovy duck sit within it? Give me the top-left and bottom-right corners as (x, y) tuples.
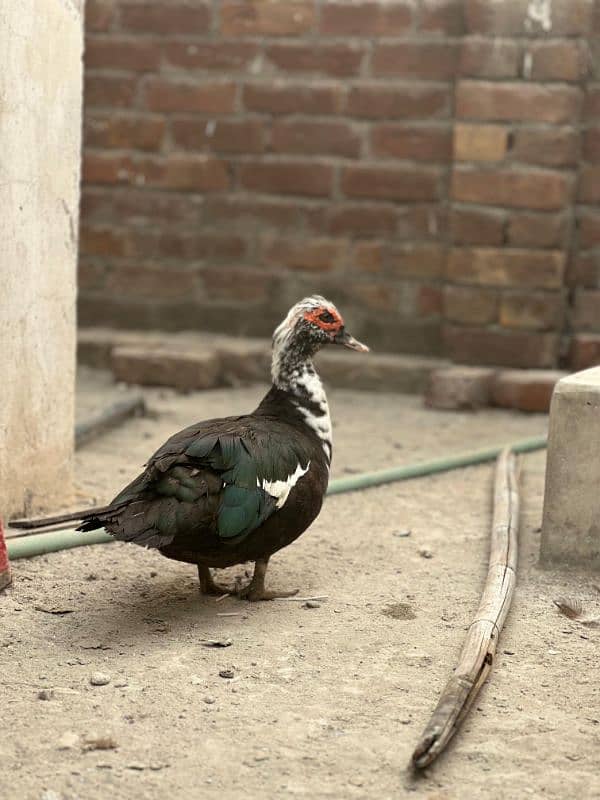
(12, 296), (368, 600)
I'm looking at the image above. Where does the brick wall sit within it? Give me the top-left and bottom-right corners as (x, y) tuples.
(80, 0), (600, 368)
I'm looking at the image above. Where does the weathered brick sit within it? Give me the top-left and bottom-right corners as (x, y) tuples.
(353, 241), (384, 273)
(341, 166), (440, 202)
(84, 75), (137, 108)
(459, 38), (520, 78)
(572, 289), (600, 332)
(83, 154), (229, 191)
(444, 324), (559, 369)
(82, 188), (203, 226)
(450, 208), (505, 245)
(80, 226), (129, 258)
(346, 85), (449, 119)
(491, 370), (565, 413)
(419, 0), (465, 35)
(106, 266), (199, 299)
(265, 43), (364, 77)
(144, 79), (236, 114)
(372, 42), (458, 80)
(510, 128), (579, 167)
(323, 205), (398, 237)
(569, 334), (600, 370)
(528, 40), (590, 82)
(165, 42), (259, 71)
(172, 118), (265, 154)
(221, 1), (316, 36)
(452, 168), (571, 210)
(418, 286), (443, 316)
(566, 253), (600, 288)
(578, 213), (600, 248)
(389, 244), (446, 279)
(453, 123), (508, 162)
(202, 267), (273, 303)
(584, 85), (600, 120)
(78, 261), (108, 293)
(578, 166), (600, 204)
(444, 285), (498, 324)
(465, 0), (593, 36)
(507, 213), (567, 249)
(85, 37), (160, 72)
(85, 113), (165, 152)
(398, 206), (446, 241)
(86, 0), (115, 31)
(499, 291), (564, 330)
(120, 2), (211, 34)
(261, 236), (346, 272)
(243, 83), (343, 115)
(425, 366), (496, 410)
(239, 161), (334, 198)
(272, 120), (361, 158)
(357, 282), (399, 312)
(456, 81), (581, 124)
(112, 346), (221, 392)
(371, 124), (451, 162)
(447, 248), (565, 289)
(205, 196), (305, 230)
(583, 127), (600, 162)
(319, 2), (412, 35)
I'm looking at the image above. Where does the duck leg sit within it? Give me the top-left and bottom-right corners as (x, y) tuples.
(197, 565), (234, 596)
(238, 557), (299, 602)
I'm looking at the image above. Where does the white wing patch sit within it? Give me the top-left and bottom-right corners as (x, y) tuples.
(260, 462), (311, 509)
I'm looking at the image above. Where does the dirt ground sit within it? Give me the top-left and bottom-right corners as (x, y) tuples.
(2, 368), (599, 800)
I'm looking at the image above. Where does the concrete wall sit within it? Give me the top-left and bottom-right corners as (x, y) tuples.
(0, 1), (83, 517)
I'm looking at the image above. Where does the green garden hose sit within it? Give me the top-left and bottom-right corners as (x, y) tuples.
(7, 434), (547, 561)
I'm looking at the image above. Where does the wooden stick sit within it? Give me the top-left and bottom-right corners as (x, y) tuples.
(411, 448), (519, 770)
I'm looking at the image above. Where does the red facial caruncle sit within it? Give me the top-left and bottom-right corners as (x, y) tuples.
(303, 306), (343, 333)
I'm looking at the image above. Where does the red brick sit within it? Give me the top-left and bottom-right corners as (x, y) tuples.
(465, 0), (593, 36)
(266, 43), (364, 77)
(507, 213), (567, 249)
(271, 120), (361, 158)
(451, 168), (571, 211)
(239, 161), (333, 198)
(566, 253), (600, 288)
(398, 207), (446, 241)
(120, 2), (211, 33)
(357, 282), (400, 312)
(510, 128), (579, 168)
(78, 261), (107, 292)
(459, 38), (521, 78)
(491, 370), (565, 413)
(454, 123), (508, 162)
(83, 154), (229, 191)
(569, 334), (600, 370)
(86, 0), (115, 31)
(123, 230), (246, 261)
(444, 285), (498, 324)
(204, 196), (305, 230)
(389, 245), (446, 279)
(319, 2), (412, 35)
(499, 292), (564, 330)
(165, 42), (259, 71)
(425, 366), (496, 410)
(82, 188), (203, 226)
(573, 289), (600, 332)
(584, 85), (600, 121)
(220, 2), (316, 36)
(85, 37), (160, 72)
(418, 286), (443, 316)
(444, 324), (559, 369)
(447, 248), (565, 289)
(144, 79), (236, 114)
(202, 267), (272, 303)
(84, 113), (165, 151)
(353, 241), (384, 273)
(456, 81), (581, 124)
(323, 205), (398, 237)
(341, 166), (439, 202)
(347, 85), (449, 119)
(583, 127), (600, 162)
(172, 118), (265, 154)
(261, 236), (346, 272)
(243, 83), (343, 115)
(107, 267), (199, 300)
(529, 40), (590, 82)
(578, 213), (600, 248)
(372, 42), (458, 80)
(84, 75), (137, 108)
(578, 166), (600, 204)
(419, 0), (464, 34)
(371, 124), (451, 162)
(80, 226), (129, 258)
(450, 208), (505, 246)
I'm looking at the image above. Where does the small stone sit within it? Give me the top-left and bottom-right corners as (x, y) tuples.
(201, 638), (233, 648)
(419, 548), (433, 559)
(503, 650), (515, 655)
(304, 601), (321, 609)
(38, 689), (54, 701)
(219, 669), (235, 679)
(57, 732), (79, 750)
(203, 696), (216, 705)
(150, 571), (158, 578)
(90, 672), (111, 686)
(190, 675), (203, 686)
(393, 530), (412, 538)
(114, 680), (128, 688)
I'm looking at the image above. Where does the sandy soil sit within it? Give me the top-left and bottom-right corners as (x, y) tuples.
(2, 368), (599, 800)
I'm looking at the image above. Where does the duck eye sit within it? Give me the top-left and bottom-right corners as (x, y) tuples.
(319, 310), (336, 324)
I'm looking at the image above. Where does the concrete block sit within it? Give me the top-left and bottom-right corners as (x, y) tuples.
(111, 346), (221, 392)
(425, 366), (496, 410)
(541, 367), (600, 570)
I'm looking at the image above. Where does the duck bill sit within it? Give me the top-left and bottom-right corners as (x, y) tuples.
(333, 329), (370, 353)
